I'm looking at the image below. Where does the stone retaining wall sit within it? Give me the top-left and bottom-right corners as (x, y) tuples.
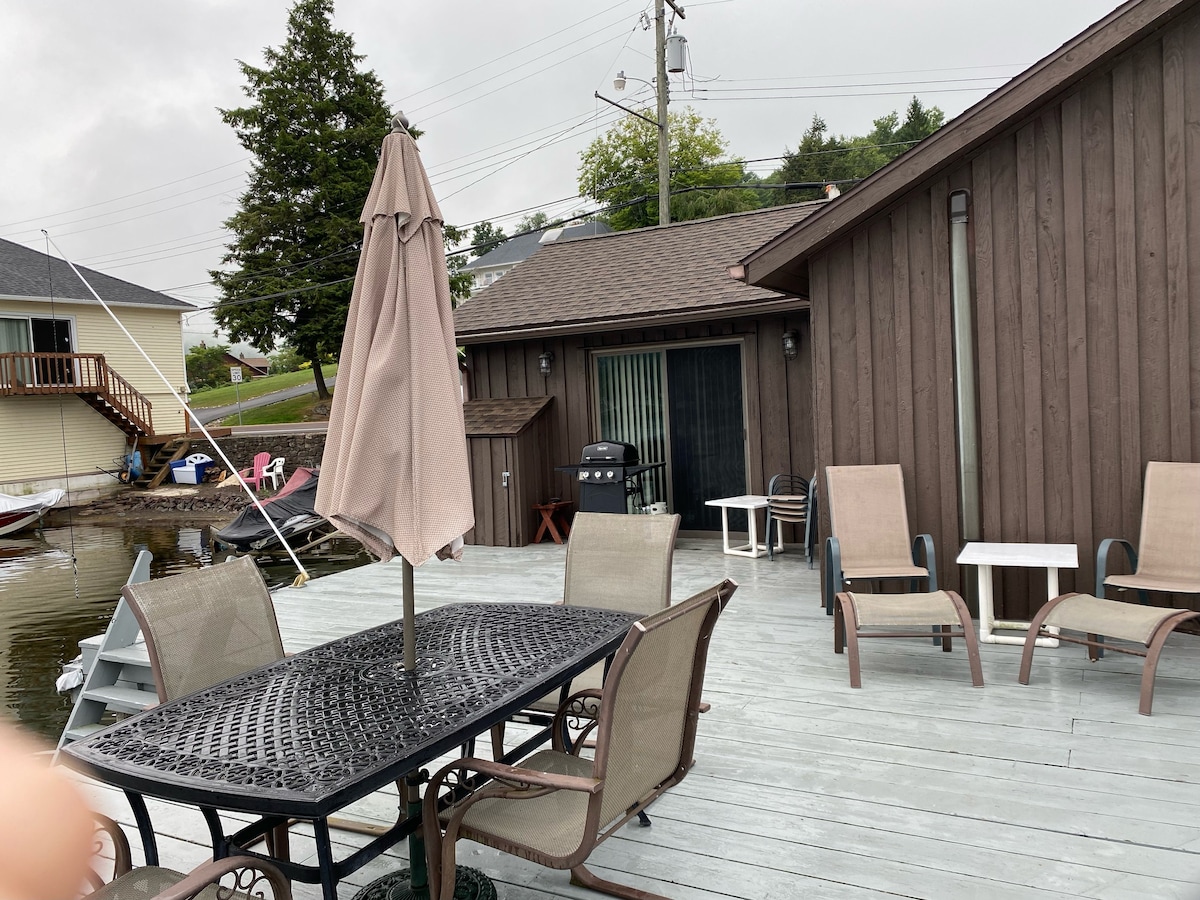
(187, 433), (328, 476)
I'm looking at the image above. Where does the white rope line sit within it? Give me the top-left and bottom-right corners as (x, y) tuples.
(42, 231), (310, 585)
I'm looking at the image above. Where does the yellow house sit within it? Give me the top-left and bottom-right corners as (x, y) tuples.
(0, 238), (192, 501)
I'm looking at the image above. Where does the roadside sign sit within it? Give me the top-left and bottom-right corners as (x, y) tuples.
(230, 367), (243, 383)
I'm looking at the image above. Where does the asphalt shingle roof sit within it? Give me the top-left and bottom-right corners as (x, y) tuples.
(454, 202), (822, 342)
(462, 222), (613, 271)
(0, 237), (192, 308)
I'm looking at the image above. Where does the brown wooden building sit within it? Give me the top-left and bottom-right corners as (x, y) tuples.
(454, 203), (822, 539)
(739, 0), (1200, 617)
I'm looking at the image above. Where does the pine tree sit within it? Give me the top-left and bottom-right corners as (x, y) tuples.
(210, 0), (390, 400)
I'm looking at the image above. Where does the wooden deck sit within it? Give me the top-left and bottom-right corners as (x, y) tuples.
(74, 539), (1200, 899)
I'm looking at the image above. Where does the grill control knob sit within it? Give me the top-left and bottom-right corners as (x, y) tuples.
(579, 471), (589, 480)
(594, 470), (603, 479)
(606, 470), (614, 478)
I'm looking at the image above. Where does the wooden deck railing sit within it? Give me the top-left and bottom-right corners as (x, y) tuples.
(0, 352), (154, 436)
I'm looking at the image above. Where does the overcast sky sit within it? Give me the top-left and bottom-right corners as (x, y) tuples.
(1, 0), (1120, 351)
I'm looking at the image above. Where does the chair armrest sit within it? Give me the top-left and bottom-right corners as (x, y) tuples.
(1096, 538), (1137, 593)
(551, 688), (605, 753)
(426, 756), (602, 810)
(91, 813), (132, 884)
(912, 534), (938, 591)
(151, 854), (292, 900)
(824, 536), (842, 614)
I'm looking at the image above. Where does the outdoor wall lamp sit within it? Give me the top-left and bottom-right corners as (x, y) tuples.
(538, 351), (554, 376)
(782, 330), (799, 360)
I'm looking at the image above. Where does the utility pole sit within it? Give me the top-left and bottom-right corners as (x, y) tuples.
(655, 0), (670, 226)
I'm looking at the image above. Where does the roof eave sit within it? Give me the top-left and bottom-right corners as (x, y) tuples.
(457, 295), (809, 345)
(741, 0), (1198, 289)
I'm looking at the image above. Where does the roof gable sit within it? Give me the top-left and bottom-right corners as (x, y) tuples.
(741, 0), (1200, 293)
(0, 238), (192, 309)
(454, 203), (822, 343)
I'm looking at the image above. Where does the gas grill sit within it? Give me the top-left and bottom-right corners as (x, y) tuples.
(556, 441), (666, 514)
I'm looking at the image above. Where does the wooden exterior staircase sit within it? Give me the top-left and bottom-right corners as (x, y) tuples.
(0, 352), (154, 439)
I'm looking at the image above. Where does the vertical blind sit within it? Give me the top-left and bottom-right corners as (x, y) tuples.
(596, 351), (668, 510)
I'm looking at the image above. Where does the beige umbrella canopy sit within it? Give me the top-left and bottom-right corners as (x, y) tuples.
(317, 116), (475, 665)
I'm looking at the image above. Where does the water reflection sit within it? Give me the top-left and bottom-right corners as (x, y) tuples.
(0, 520), (371, 741)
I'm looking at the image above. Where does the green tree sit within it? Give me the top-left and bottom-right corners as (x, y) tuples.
(444, 224), (474, 308)
(515, 211), (550, 233)
(768, 99), (945, 204)
(185, 343), (233, 392)
(269, 344), (305, 374)
(578, 107), (758, 231)
(210, 0), (390, 400)
(470, 221), (506, 257)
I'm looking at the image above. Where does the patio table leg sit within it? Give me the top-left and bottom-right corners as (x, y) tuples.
(124, 790), (158, 866)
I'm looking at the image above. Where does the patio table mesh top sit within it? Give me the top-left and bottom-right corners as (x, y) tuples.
(62, 603), (638, 818)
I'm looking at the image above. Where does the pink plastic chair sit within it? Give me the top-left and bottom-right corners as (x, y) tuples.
(239, 452), (272, 490)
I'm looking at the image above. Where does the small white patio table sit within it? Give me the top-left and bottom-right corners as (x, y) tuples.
(705, 494), (783, 558)
(957, 542), (1078, 647)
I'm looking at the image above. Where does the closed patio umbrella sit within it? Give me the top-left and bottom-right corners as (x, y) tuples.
(316, 113), (474, 672)
(315, 115), (487, 900)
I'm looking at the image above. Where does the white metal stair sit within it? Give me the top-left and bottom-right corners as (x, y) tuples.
(57, 550), (158, 748)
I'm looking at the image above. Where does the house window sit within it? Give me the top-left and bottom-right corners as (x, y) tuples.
(0, 315), (74, 386)
(484, 273), (494, 285)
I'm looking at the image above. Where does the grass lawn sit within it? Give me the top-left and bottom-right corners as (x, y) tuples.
(218, 393), (332, 427)
(190, 366), (337, 408)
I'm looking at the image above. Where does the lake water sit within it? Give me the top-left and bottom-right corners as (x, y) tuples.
(0, 518), (372, 742)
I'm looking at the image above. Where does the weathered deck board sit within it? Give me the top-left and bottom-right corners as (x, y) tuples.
(72, 539), (1200, 898)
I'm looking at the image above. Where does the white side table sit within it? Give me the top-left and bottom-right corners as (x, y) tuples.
(956, 542), (1079, 647)
(704, 495), (783, 558)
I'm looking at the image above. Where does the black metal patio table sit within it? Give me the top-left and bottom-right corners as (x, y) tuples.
(61, 602), (640, 899)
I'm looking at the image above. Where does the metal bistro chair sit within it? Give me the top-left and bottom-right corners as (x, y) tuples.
(424, 579), (737, 900)
(764, 473), (816, 565)
(85, 813), (291, 900)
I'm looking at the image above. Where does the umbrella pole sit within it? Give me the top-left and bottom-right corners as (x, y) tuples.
(403, 557), (417, 672)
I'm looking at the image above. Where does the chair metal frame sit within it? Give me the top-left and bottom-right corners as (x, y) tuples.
(424, 579), (737, 900)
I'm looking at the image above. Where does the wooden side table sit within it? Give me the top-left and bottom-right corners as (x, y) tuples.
(533, 501), (573, 544)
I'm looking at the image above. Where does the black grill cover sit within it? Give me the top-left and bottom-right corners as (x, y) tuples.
(580, 441), (638, 465)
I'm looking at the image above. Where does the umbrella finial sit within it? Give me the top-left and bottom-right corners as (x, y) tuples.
(391, 111), (411, 135)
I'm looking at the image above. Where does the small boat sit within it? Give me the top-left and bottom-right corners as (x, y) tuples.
(212, 467), (340, 556)
(0, 489), (65, 537)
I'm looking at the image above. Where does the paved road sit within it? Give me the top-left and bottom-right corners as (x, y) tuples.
(192, 375), (335, 425)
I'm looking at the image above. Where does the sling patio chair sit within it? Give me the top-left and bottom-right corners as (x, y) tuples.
(85, 812), (291, 900)
(834, 589), (983, 688)
(764, 473), (816, 565)
(490, 511), (681, 758)
(1095, 461), (1200, 605)
(423, 578), (737, 900)
(823, 464), (937, 616)
(121, 555), (285, 704)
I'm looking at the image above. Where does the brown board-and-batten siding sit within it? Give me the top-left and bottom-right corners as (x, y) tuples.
(809, 9), (1200, 619)
(463, 311), (814, 539)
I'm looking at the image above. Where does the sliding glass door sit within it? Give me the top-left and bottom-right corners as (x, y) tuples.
(594, 341), (747, 529)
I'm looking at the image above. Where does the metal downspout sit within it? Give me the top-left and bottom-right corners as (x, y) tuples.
(949, 191), (981, 547)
